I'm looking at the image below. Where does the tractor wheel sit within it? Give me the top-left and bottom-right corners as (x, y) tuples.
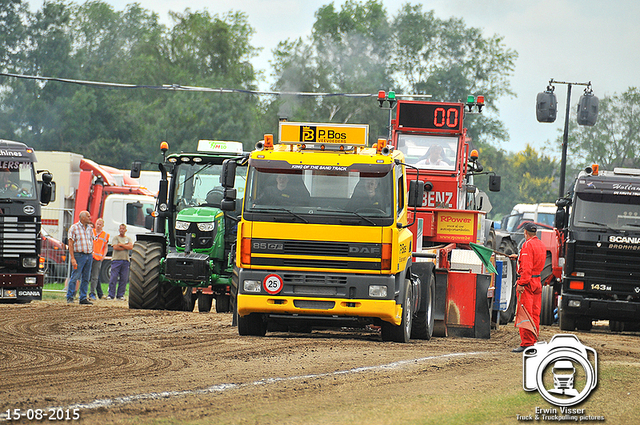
(381, 279), (412, 343)
(163, 284), (188, 311)
(238, 313), (267, 336)
(198, 294), (213, 313)
(497, 241), (517, 324)
(540, 284), (557, 326)
(129, 241), (164, 310)
(411, 272), (435, 340)
(182, 288), (196, 312)
(215, 294), (231, 313)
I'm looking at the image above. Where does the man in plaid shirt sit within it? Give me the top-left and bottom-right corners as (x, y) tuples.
(66, 211), (96, 305)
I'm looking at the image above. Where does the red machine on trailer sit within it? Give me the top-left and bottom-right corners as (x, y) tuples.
(380, 92), (514, 338)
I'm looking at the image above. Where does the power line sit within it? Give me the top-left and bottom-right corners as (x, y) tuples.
(0, 71), (432, 98)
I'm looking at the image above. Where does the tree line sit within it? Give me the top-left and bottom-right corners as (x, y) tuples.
(0, 0), (637, 217)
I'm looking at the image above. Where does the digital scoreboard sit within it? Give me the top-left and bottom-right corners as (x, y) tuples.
(396, 101), (464, 133)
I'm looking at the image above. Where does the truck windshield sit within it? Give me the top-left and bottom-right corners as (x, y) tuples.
(573, 192), (640, 231)
(0, 161), (37, 200)
(396, 134), (457, 171)
(244, 166), (393, 222)
(174, 163), (247, 212)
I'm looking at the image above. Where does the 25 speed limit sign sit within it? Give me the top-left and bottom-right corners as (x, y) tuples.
(263, 274), (283, 294)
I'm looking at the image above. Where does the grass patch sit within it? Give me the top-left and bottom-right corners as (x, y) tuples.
(43, 282), (128, 300)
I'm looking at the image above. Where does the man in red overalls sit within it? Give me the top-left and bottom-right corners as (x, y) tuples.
(510, 222), (546, 352)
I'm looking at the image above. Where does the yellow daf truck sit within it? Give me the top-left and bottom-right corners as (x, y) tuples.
(223, 122), (434, 342)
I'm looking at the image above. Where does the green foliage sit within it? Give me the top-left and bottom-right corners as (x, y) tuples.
(565, 87), (640, 170)
(0, 1), (262, 167)
(476, 144), (559, 218)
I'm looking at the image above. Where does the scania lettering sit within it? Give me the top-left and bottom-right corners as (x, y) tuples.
(0, 140), (53, 304)
(229, 123), (431, 342)
(556, 166), (640, 332)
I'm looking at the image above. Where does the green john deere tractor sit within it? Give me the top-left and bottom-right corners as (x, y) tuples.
(128, 140), (247, 312)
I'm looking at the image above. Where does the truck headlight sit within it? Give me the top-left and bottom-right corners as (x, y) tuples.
(23, 257), (38, 268)
(369, 285), (387, 297)
(175, 221), (189, 231)
(197, 222), (215, 232)
(25, 277), (37, 284)
(568, 300), (581, 308)
(243, 280), (261, 293)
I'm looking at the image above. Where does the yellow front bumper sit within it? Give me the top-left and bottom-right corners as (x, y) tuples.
(237, 294), (403, 326)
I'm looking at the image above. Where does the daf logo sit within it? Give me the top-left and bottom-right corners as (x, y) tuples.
(23, 205), (35, 215)
(349, 246), (381, 255)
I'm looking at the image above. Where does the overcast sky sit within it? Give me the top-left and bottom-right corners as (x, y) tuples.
(31, 0), (640, 155)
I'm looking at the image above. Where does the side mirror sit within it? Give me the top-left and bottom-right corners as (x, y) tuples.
(131, 161), (142, 178)
(489, 175), (501, 192)
(38, 172), (53, 205)
(220, 199), (236, 212)
(407, 180), (425, 208)
(555, 208), (567, 230)
(220, 159), (236, 188)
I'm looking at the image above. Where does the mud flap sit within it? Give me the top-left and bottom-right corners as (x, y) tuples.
(445, 272), (491, 339)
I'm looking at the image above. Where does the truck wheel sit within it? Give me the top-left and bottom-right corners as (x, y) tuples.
(540, 284), (556, 326)
(576, 317), (593, 331)
(100, 260), (111, 285)
(381, 279), (412, 343)
(558, 310), (576, 331)
(238, 313), (267, 336)
(129, 241), (163, 310)
(411, 272), (435, 340)
(497, 241), (517, 325)
(609, 320), (625, 332)
(198, 294), (213, 313)
(215, 294), (231, 313)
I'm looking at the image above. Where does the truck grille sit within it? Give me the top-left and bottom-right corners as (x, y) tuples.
(574, 240), (640, 283)
(0, 216), (38, 258)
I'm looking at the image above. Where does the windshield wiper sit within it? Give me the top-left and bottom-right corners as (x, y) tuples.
(249, 207), (309, 223)
(315, 206), (377, 225)
(577, 220), (622, 233)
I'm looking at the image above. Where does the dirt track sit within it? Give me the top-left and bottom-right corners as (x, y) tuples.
(1, 300), (638, 424)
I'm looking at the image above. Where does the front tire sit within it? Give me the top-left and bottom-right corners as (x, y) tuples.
(411, 272), (435, 340)
(129, 241), (164, 310)
(238, 313), (267, 336)
(381, 279), (412, 343)
(558, 309), (576, 331)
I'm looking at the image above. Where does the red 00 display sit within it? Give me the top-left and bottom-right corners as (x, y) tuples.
(433, 107), (459, 128)
(396, 102), (464, 133)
